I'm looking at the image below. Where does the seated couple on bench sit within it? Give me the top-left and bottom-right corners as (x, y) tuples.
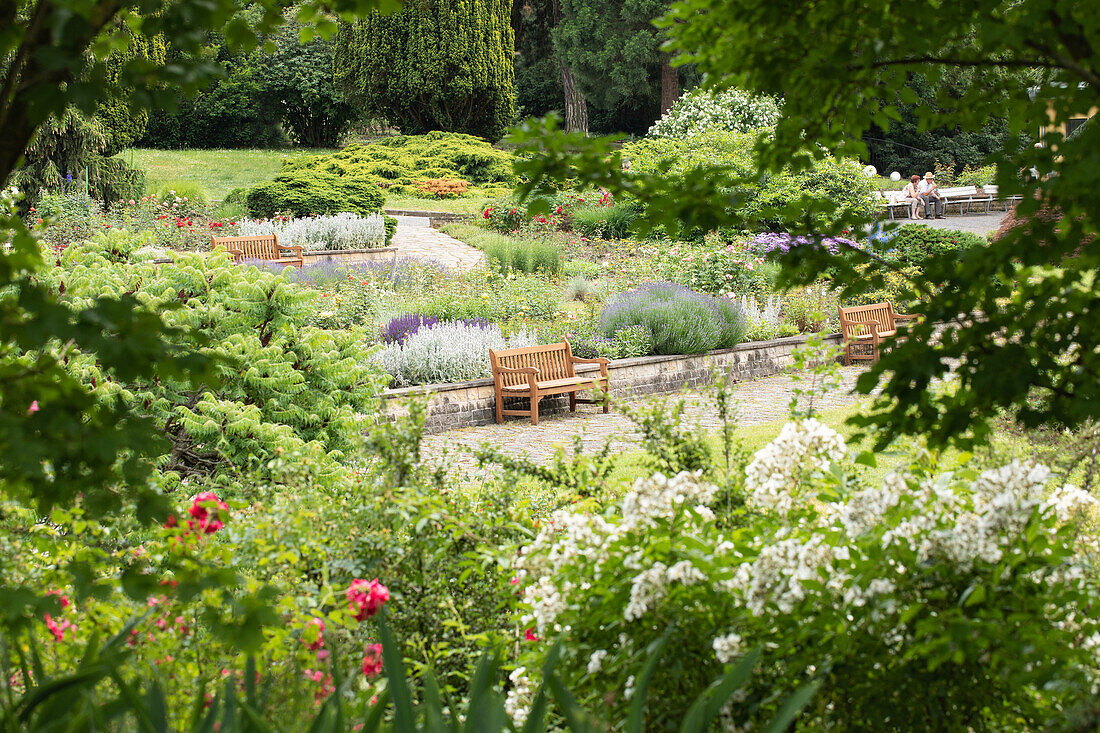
(901, 172), (947, 220)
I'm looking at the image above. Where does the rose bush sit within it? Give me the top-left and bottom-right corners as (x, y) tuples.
(508, 419), (1100, 730)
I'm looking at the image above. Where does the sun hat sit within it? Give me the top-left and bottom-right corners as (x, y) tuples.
(924, 171), (935, 179)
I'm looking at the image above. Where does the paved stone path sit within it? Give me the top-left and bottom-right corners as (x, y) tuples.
(391, 215), (485, 271)
(893, 211), (1006, 236)
(420, 366), (873, 479)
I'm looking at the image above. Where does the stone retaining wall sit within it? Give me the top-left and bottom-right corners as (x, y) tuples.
(383, 209), (469, 229)
(301, 247), (398, 267)
(382, 332), (843, 433)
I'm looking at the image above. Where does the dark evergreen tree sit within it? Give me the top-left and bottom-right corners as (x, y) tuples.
(335, 0), (516, 141)
(552, 0), (676, 134)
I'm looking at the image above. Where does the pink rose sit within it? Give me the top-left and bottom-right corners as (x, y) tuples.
(187, 491), (228, 534)
(346, 579), (389, 621)
(362, 643), (383, 678)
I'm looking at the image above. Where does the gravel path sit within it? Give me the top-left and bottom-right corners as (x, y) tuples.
(419, 366), (873, 479)
(391, 215), (486, 271)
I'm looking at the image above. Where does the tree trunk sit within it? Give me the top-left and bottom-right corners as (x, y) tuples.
(660, 52), (680, 115)
(559, 60), (588, 134)
(551, 0), (587, 134)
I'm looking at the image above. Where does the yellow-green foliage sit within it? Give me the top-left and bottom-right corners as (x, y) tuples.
(278, 131), (516, 197)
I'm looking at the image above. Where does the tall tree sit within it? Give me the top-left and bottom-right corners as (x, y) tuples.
(552, 0), (676, 133)
(335, 0), (516, 141)
(550, 0), (588, 133)
(0, 0), (396, 188)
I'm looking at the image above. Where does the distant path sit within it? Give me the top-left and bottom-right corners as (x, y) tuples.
(883, 211), (1007, 237)
(390, 215), (485, 271)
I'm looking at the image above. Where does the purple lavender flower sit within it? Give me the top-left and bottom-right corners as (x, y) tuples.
(750, 232), (861, 257)
(382, 314), (440, 345)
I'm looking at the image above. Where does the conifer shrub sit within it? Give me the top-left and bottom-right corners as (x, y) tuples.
(266, 132), (515, 199)
(46, 229), (385, 479)
(245, 169), (386, 218)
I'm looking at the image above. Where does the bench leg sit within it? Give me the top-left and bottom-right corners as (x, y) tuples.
(569, 391), (577, 412)
(602, 383), (610, 413)
(494, 390), (503, 424)
(531, 394), (541, 425)
(843, 343), (852, 366)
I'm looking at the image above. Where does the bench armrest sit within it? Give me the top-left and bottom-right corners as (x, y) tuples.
(495, 365), (540, 376)
(571, 355), (609, 377)
(893, 313), (919, 321)
(279, 244), (304, 255)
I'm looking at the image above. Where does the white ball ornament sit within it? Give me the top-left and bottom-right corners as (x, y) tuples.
(889, 171), (901, 181)
(863, 164), (878, 177)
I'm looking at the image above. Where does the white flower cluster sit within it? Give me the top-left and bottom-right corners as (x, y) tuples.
(727, 535), (838, 616)
(377, 322), (535, 387)
(516, 472), (718, 635)
(712, 632), (745, 664)
(648, 88), (782, 140)
(735, 294), (782, 335)
(239, 212), (387, 251)
(620, 471), (717, 531)
(744, 418), (846, 516)
(504, 666), (535, 727)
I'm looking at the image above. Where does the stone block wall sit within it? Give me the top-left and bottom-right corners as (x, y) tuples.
(301, 247), (398, 267)
(381, 333), (843, 433)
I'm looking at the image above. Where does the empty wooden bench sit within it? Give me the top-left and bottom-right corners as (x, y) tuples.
(837, 302), (918, 365)
(212, 234), (303, 268)
(489, 340), (610, 425)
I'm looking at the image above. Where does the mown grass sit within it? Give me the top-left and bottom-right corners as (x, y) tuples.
(119, 148), (335, 200)
(117, 149), (497, 211)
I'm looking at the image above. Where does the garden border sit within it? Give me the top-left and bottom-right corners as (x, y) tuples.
(382, 332), (844, 433)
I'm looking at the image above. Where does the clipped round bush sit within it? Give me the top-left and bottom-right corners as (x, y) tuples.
(600, 282), (747, 355)
(647, 87), (782, 139)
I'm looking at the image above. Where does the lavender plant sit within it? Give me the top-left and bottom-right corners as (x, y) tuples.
(239, 212), (387, 251)
(600, 282), (747, 355)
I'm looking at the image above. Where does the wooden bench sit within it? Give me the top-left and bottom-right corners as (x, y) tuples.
(211, 234), (303, 268)
(837, 302), (918, 365)
(873, 190), (913, 220)
(489, 340), (610, 425)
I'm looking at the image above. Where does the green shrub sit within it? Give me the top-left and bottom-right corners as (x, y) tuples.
(881, 224), (985, 267)
(570, 201), (639, 239)
(150, 179), (209, 207)
(384, 214), (397, 245)
(625, 131), (876, 230)
(483, 235), (562, 275)
(246, 169), (386, 218)
(563, 258), (600, 278)
(660, 238), (772, 298)
(272, 132), (515, 198)
(600, 282), (747, 355)
(47, 233), (385, 479)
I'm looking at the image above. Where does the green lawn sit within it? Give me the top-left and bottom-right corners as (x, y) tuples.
(119, 148), (334, 200)
(118, 148), (495, 212)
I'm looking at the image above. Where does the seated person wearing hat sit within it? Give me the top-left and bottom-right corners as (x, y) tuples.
(918, 172), (945, 219)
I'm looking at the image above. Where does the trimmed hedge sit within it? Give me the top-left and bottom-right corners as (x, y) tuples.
(878, 224), (986, 266)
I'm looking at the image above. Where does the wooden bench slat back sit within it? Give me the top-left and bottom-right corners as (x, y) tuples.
(838, 302), (896, 336)
(212, 234), (280, 260)
(491, 342), (577, 387)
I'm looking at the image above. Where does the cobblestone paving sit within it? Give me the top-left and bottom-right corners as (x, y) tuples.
(420, 366), (873, 478)
(391, 215), (486, 271)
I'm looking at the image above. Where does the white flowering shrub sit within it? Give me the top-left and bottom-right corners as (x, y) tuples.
(239, 212), (387, 251)
(647, 88), (782, 140)
(508, 421), (1100, 730)
(377, 321), (536, 387)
